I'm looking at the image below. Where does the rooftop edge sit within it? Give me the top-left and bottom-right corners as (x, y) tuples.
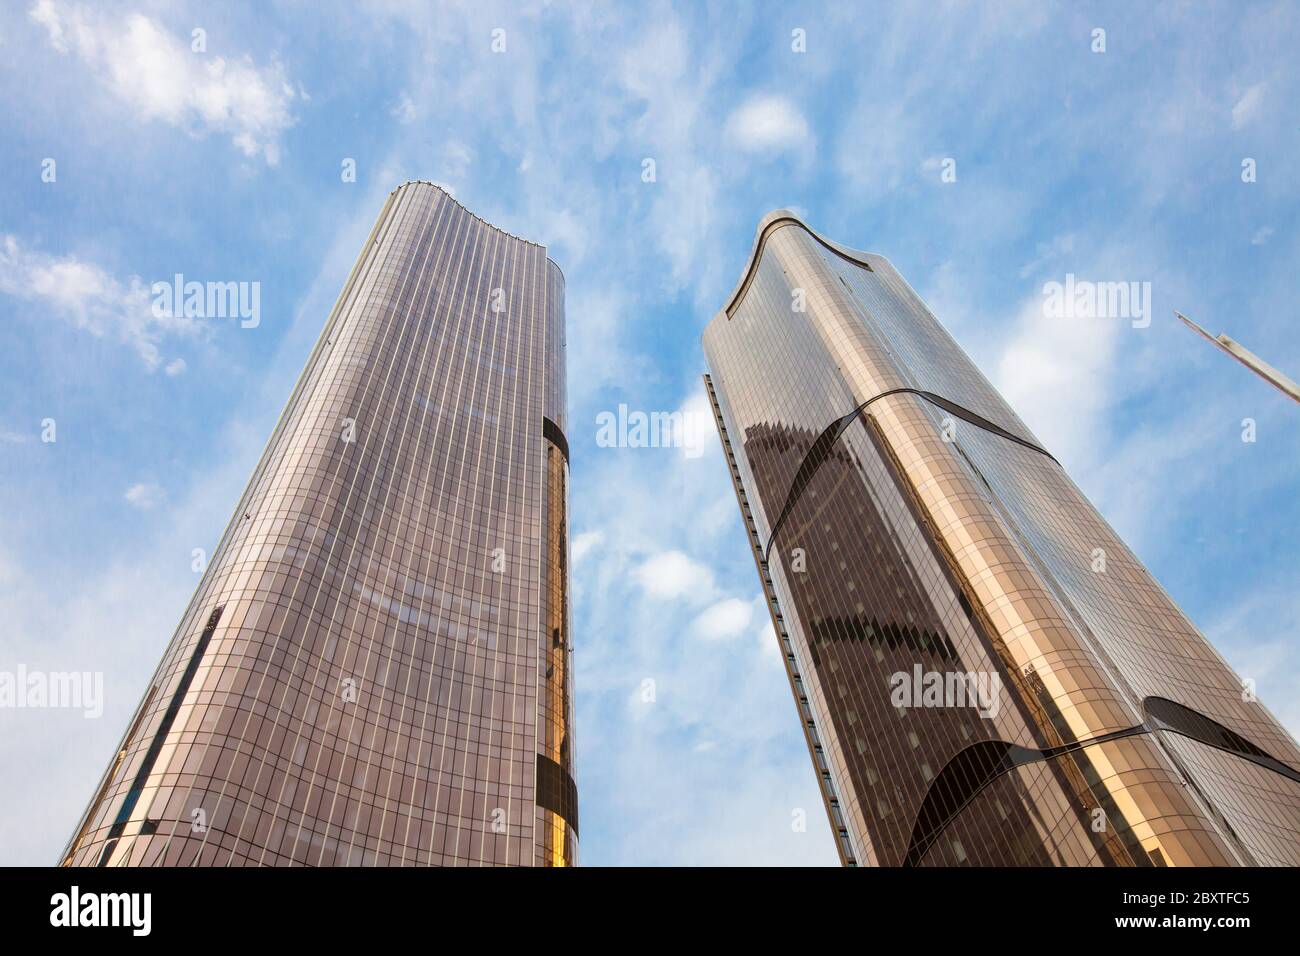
(711, 209), (884, 329)
(388, 180), (552, 256)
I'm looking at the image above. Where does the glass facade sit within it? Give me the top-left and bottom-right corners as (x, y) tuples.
(62, 182), (576, 866)
(703, 210), (1300, 866)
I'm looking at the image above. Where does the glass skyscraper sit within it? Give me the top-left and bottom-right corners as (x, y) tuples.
(703, 210), (1300, 866)
(63, 182), (576, 866)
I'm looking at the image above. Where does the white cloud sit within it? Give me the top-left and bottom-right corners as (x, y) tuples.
(30, 1), (298, 164)
(755, 615), (781, 662)
(28, 0), (64, 49)
(691, 596), (754, 641)
(572, 529), (603, 563)
(632, 550), (715, 603)
(994, 295), (1121, 466)
(1251, 226), (1274, 246)
(164, 357), (187, 377)
(123, 482), (163, 509)
(724, 94), (811, 154)
(0, 235), (197, 370)
(391, 93), (416, 124)
(1230, 82), (1265, 129)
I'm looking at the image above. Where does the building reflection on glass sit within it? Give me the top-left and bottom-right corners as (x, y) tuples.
(703, 210), (1300, 867)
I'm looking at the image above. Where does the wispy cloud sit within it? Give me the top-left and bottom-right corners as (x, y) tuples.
(123, 482), (163, 509)
(1018, 234), (1076, 280)
(572, 529), (604, 563)
(390, 92), (416, 125)
(1230, 82), (1265, 129)
(0, 235), (197, 370)
(30, 0), (298, 164)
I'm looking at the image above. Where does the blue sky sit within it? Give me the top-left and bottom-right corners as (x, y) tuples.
(1, 1), (1298, 866)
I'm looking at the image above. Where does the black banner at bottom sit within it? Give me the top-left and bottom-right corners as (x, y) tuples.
(0, 864), (1283, 941)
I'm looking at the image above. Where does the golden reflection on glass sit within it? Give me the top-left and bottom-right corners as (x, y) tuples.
(703, 211), (1300, 867)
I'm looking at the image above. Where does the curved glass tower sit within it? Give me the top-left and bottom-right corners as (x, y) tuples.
(63, 182), (576, 867)
(703, 210), (1300, 867)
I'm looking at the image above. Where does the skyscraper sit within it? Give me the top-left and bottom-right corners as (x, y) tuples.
(703, 210), (1300, 867)
(63, 182), (576, 867)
